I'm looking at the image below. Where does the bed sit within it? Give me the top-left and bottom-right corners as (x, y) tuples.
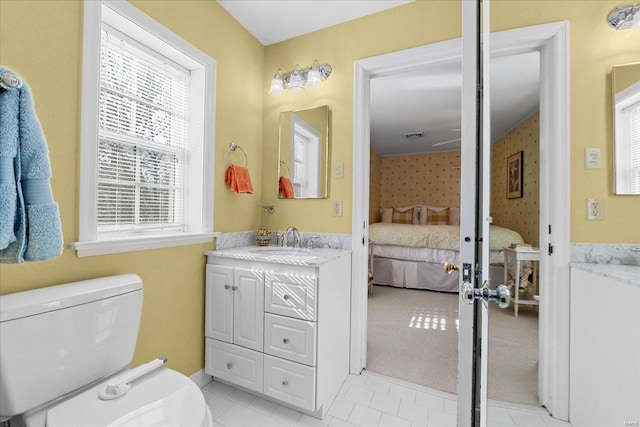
(369, 223), (525, 292)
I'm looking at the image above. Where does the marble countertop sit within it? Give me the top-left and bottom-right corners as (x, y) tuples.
(571, 263), (640, 287)
(204, 245), (351, 267)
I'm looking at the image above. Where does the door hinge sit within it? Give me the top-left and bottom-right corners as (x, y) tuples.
(549, 224), (552, 234)
(362, 237), (366, 246)
(548, 243), (554, 255)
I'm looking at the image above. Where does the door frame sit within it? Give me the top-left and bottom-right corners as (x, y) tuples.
(350, 21), (570, 420)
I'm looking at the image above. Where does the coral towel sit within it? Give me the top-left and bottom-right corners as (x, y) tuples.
(278, 176), (295, 198)
(225, 164), (253, 194)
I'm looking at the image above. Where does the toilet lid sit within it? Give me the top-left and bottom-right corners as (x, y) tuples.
(46, 368), (209, 427)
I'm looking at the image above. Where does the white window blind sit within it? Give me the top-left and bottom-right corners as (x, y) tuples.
(98, 28), (188, 234)
(629, 102), (640, 193)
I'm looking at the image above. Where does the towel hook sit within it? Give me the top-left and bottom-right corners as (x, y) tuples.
(0, 71), (23, 90)
(226, 142), (248, 166)
(279, 160), (291, 176)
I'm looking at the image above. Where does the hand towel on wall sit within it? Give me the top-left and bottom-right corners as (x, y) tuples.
(225, 164), (254, 194)
(278, 176), (294, 198)
(0, 66), (63, 263)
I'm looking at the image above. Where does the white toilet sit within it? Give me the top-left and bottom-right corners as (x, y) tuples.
(0, 274), (213, 427)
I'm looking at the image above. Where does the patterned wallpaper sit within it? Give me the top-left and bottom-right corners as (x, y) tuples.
(490, 113), (540, 246)
(378, 151), (462, 209)
(370, 149), (382, 224)
(369, 112), (539, 246)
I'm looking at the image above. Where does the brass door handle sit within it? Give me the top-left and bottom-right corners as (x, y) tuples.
(444, 261), (461, 275)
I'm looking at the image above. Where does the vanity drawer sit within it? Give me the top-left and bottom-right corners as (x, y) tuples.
(264, 313), (317, 366)
(205, 338), (263, 393)
(264, 354), (316, 411)
(264, 272), (317, 321)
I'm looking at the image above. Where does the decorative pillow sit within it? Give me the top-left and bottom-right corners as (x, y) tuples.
(426, 207), (450, 225)
(392, 207), (415, 224)
(417, 205), (446, 225)
(448, 207), (460, 225)
(380, 208), (393, 223)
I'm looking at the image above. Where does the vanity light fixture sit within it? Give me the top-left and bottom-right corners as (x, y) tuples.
(268, 60), (332, 96)
(608, 3), (640, 29)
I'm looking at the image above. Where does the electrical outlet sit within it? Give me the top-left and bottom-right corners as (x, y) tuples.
(333, 200), (343, 217)
(587, 198), (603, 220)
(334, 162), (344, 179)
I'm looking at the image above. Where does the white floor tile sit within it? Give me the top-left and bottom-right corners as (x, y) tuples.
(344, 385), (375, 406)
(442, 399), (456, 415)
(397, 400), (429, 425)
(379, 413), (412, 427)
(509, 411), (548, 427)
(415, 391), (444, 411)
(426, 408), (456, 427)
(346, 375), (368, 386)
(296, 414), (333, 427)
(370, 390), (401, 415)
(542, 416), (571, 427)
(248, 396), (278, 416)
(227, 389), (257, 406)
(328, 397), (355, 421)
(364, 376), (392, 394)
(245, 411), (281, 427)
(203, 380), (236, 397)
(271, 404), (304, 425)
(206, 394), (235, 420)
(348, 404), (382, 427)
(328, 418), (357, 427)
(337, 381), (351, 399)
(217, 403), (257, 427)
(388, 384), (417, 403)
(487, 405), (516, 424)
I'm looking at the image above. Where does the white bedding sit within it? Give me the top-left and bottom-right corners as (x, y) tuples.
(373, 245), (505, 265)
(369, 223), (524, 251)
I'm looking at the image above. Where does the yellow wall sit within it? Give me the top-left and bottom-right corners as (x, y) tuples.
(0, 0), (264, 377)
(1, 0), (638, 382)
(261, 0), (639, 243)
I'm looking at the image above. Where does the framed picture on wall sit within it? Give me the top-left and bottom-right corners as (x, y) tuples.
(507, 151), (523, 199)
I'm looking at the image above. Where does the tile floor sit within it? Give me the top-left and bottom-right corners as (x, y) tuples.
(201, 371), (571, 427)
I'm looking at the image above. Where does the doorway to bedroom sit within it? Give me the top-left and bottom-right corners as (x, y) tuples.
(364, 45), (543, 407)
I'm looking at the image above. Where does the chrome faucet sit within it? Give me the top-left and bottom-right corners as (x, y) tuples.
(284, 226), (301, 248)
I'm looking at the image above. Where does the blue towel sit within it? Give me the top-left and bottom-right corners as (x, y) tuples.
(0, 66), (63, 263)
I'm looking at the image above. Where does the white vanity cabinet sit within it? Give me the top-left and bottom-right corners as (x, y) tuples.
(204, 249), (351, 419)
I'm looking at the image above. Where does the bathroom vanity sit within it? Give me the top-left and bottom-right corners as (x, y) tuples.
(204, 246), (351, 418)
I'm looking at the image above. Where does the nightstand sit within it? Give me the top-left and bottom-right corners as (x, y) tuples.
(503, 246), (540, 317)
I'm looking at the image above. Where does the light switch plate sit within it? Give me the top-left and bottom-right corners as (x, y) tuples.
(585, 148), (601, 169)
(333, 200), (343, 217)
(334, 162), (344, 179)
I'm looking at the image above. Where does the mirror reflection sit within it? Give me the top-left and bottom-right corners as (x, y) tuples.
(278, 105), (329, 198)
(612, 62), (640, 195)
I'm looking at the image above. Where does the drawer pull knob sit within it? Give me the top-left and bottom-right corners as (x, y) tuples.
(283, 338), (290, 344)
(232, 285), (238, 291)
(224, 284), (231, 290)
(282, 380), (289, 387)
(226, 362), (233, 370)
(283, 294), (290, 300)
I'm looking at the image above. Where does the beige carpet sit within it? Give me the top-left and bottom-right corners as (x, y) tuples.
(366, 285), (539, 406)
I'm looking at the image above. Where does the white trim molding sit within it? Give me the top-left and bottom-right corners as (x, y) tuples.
(351, 20), (570, 420)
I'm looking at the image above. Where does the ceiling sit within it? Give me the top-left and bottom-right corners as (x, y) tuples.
(218, 1), (540, 156)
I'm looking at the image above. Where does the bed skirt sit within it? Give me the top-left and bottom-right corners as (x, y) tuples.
(372, 256), (504, 292)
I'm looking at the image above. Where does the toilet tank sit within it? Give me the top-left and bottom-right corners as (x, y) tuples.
(0, 274), (143, 420)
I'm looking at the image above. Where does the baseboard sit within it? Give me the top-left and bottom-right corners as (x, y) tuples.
(190, 368), (213, 389)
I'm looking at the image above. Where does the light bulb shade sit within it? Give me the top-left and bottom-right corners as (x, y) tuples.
(286, 65), (305, 92)
(268, 74), (284, 96)
(306, 69), (322, 89)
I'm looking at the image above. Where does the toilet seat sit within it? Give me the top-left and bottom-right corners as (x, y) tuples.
(45, 368), (211, 427)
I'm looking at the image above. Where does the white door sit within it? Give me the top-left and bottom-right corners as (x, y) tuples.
(458, 0), (498, 425)
(205, 264), (234, 343)
(233, 268), (264, 352)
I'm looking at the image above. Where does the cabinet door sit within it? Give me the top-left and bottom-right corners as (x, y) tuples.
(233, 268), (264, 352)
(205, 264), (234, 343)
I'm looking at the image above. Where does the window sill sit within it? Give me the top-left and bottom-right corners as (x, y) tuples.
(69, 232), (220, 257)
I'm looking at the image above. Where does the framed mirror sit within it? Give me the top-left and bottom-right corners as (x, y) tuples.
(278, 105), (330, 198)
(612, 62), (640, 195)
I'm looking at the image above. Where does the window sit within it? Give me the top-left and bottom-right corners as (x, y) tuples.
(290, 115), (321, 198)
(614, 81), (640, 194)
(72, 0), (217, 256)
